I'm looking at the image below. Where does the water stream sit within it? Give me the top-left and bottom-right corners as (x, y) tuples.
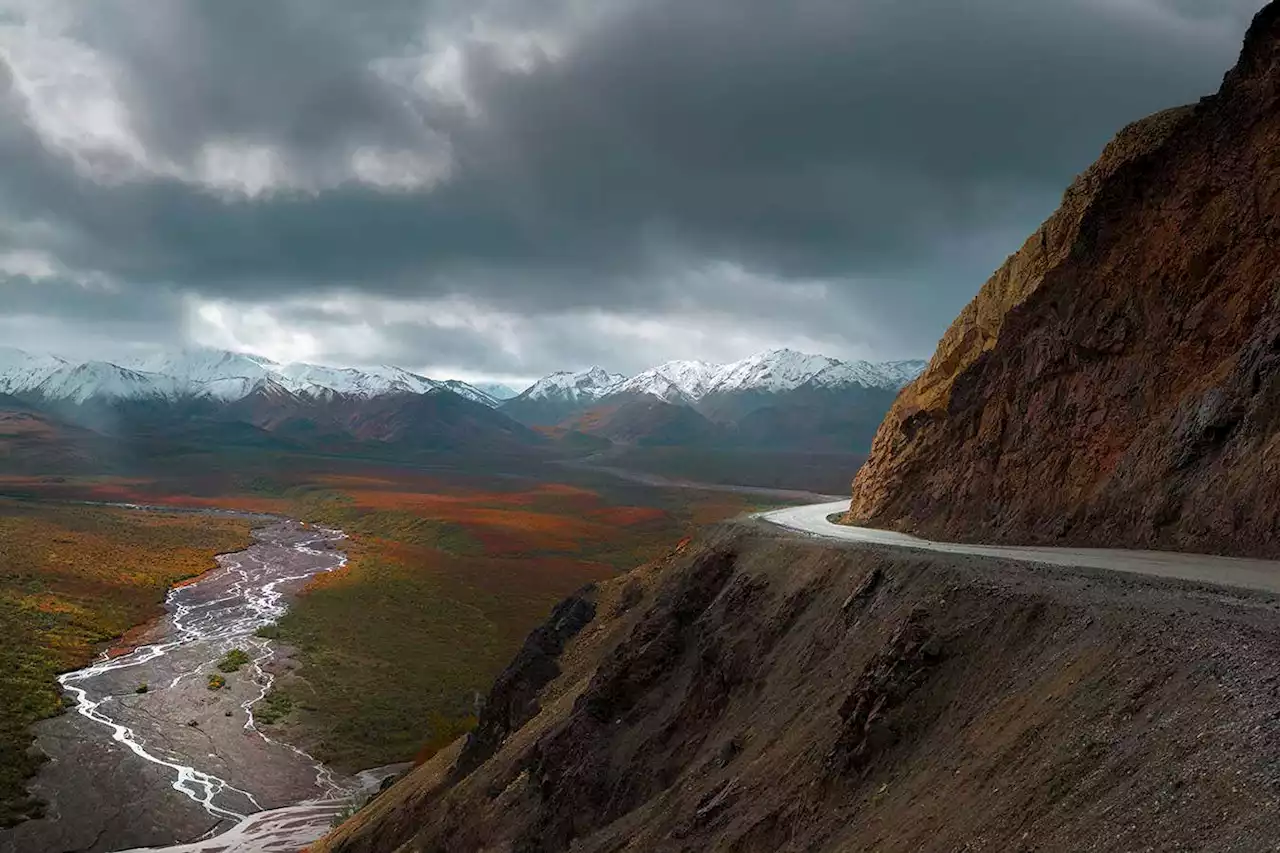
(0, 516), (395, 853)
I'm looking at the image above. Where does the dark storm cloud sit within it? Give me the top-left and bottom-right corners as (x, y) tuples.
(77, 0), (439, 170)
(0, 0), (1265, 370)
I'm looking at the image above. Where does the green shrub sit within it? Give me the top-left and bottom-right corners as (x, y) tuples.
(216, 648), (252, 673)
(135, 683), (148, 694)
(252, 690), (295, 725)
(207, 674), (227, 691)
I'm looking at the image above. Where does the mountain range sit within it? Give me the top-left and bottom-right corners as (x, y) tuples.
(503, 349), (926, 451)
(0, 346), (924, 462)
(0, 347), (503, 407)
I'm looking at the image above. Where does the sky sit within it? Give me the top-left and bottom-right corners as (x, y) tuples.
(0, 0), (1266, 386)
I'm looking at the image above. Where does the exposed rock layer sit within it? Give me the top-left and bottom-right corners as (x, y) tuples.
(849, 2), (1280, 557)
(313, 527), (1280, 852)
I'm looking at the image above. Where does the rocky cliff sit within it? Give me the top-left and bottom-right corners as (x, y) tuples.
(850, 2), (1280, 556)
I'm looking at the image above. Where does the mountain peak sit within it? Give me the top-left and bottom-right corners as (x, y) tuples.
(474, 382), (521, 401)
(0, 349), (71, 396)
(35, 361), (174, 404)
(1233, 0), (1280, 82)
(519, 367), (627, 403)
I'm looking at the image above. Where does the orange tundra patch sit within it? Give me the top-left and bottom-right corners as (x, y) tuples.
(585, 506), (670, 526)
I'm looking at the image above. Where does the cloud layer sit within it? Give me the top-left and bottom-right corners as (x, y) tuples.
(0, 0), (1264, 380)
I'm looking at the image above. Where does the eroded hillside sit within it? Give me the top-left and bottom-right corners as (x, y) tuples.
(849, 2), (1280, 556)
(313, 527), (1280, 852)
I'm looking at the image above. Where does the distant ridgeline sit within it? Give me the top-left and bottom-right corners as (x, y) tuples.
(501, 348), (926, 453)
(0, 346), (925, 466)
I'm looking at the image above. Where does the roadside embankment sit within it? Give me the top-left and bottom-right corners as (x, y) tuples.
(316, 525), (1280, 852)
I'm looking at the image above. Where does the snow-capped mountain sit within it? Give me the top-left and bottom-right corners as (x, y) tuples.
(0, 347), (69, 396)
(129, 349), (275, 384)
(33, 362), (176, 405)
(500, 367), (628, 426)
(474, 383), (521, 401)
(275, 362), (438, 399)
(519, 367), (627, 404)
(0, 348), (503, 408)
(127, 349), (277, 401)
(436, 380), (501, 408)
(608, 360), (721, 404)
(500, 349), (927, 437)
(702, 349), (926, 397)
(520, 349), (925, 410)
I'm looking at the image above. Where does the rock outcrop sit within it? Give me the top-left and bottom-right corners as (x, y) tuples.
(850, 2), (1280, 556)
(451, 587), (597, 780)
(312, 527), (1280, 852)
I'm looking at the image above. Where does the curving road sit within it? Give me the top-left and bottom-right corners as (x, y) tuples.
(760, 501), (1280, 595)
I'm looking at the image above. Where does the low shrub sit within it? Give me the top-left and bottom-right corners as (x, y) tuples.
(217, 649), (252, 673)
(252, 690), (295, 725)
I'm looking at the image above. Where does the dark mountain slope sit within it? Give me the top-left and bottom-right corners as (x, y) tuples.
(563, 397), (726, 447)
(731, 386), (900, 452)
(9, 385), (544, 461)
(329, 390), (544, 452)
(0, 396), (113, 474)
(850, 2), (1280, 557)
(315, 528), (1280, 853)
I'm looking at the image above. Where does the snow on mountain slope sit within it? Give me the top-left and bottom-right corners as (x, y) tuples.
(34, 362), (176, 404)
(0, 347), (69, 395)
(126, 349), (288, 401)
(799, 356), (929, 392)
(128, 349), (277, 385)
(608, 360), (720, 403)
(475, 383), (521, 401)
(513, 350), (926, 412)
(852, 359), (930, 390)
(192, 376), (281, 402)
(0, 346), (922, 410)
(706, 349), (839, 395)
(591, 349), (927, 405)
(703, 349), (926, 396)
(438, 380), (501, 408)
(91, 348), (504, 407)
(518, 367), (627, 403)
(275, 362), (433, 399)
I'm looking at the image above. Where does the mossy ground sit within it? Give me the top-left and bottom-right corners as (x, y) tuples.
(258, 470), (770, 772)
(0, 459), (785, 779)
(0, 499), (251, 827)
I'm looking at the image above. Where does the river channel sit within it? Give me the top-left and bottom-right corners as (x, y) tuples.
(0, 515), (392, 853)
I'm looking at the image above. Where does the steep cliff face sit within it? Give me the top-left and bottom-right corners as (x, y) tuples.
(313, 528), (1280, 853)
(850, 2), (1280, 556)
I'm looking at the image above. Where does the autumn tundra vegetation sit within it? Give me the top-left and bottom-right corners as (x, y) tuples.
(0, 453), (773, 810)
(0, 500), (252, 826)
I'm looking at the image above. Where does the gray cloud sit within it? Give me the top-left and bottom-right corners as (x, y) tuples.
(0, 0), (1265, 376)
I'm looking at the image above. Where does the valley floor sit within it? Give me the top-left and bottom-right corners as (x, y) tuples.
(0, 456), (788, 848)
(0, 500), (254, 828)
(0, 520), (364, 853)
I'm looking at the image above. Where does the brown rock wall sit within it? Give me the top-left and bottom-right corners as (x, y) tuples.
(850, 3), (1280, 557)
